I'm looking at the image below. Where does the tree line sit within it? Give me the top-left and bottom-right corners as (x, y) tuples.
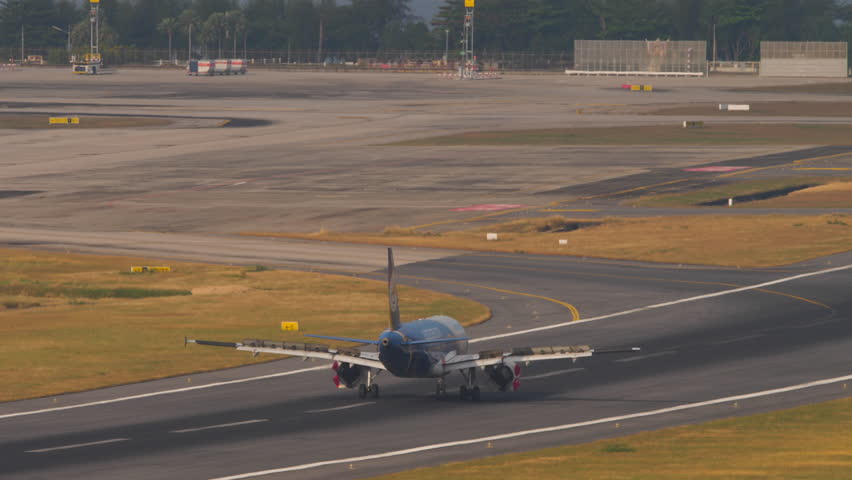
(1, 0), (851, 61)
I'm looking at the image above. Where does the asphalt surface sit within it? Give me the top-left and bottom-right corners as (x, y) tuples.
(1, 246), (850, 480)
(3, 70), (852, 479)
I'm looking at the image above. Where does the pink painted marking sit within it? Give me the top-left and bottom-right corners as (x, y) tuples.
(451, 204), (524, 212)
(683, 166), (751, 172)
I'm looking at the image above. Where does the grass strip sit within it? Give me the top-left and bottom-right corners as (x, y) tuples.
(633, 177), (847, 208)
(371, 396), (852, 480)
(0, 248), (489, 402)
(389, 124), (852, 146)
(244, 213), (852, 268)
(0, 115), (173, 129)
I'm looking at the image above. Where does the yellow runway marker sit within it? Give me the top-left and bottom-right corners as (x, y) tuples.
(718, 151), (852, 179)
(398, 273), (581, 322)
(438, 260), (831, 311)
(411, 205), (534, 231)
(539, 209), (600, 213)
(579, 178), (691, 200)
(792, 167), (851, 171)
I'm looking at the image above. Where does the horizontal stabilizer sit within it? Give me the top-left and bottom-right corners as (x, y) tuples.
(403, 337), (470, 346)
(592, 347), (641, 354)
(304, 334), (380, 345)
(186, 338), (239, 348)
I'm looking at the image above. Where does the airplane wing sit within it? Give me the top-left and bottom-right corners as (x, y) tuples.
(186, 338), (385, 370)
(439, 345), (639, 373)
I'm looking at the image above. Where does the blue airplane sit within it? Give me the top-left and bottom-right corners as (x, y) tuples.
(187, 248), (638, 401)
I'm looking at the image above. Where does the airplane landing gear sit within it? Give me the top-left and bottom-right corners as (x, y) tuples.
(435, 377), (447, 398)
(358, 368), (380, 399)
(358, 383), (380, 399)
(459, 368), (480, 402)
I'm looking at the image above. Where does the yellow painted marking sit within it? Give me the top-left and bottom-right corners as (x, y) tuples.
(217, 120), (231, 128)
(793, 167), (851, 171)
(129, 266), (171, 273)
(49, 117), (79, 125)
(467, 252), (795, 274)
(399, 273), (580, 322)
(437, 260), (832, 311)
(579, 178), (691, 200)
(411, 205), (532, 231)
(539, 209), (600, 213)
(280, 321), (300, 332)
(718, 151), (852, 178)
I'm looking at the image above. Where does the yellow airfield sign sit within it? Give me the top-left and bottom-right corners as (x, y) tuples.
(465, 0), (474, 7)
(129, 266), (171, 273)
(49, 116), (79, 125)
(281, 321), (300, 332)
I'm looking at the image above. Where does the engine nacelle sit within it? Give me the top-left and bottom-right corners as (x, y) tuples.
(333, 361), (363, 389)
(485, 362), (521, 392)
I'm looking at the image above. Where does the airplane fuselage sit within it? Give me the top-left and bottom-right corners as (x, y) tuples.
(378, 315), (468, 378)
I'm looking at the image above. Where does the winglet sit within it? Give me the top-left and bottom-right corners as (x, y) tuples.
(388, 247), (401, 331)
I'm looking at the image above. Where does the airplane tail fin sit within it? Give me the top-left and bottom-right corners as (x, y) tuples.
(388, 247), (401, 331)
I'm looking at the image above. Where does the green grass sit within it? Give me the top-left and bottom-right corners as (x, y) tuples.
(372, 396), (852, 480)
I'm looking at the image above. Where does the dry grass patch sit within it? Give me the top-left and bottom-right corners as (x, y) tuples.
(390, 124), (852, 146)
(0, 248), (489, 402)
(372, 397), (852, 480)
(633, 177), (843, 208)
(746, 181), (852, 208)
(245, 213), (852, 267)
(0, 114), (173, 129)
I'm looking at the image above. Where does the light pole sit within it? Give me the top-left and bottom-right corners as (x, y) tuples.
(443, 28), (449, 65)
(51, 25), (71, 52)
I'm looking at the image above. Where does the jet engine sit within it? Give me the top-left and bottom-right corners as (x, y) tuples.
(332, 361), (363, 388)
(485, 362), (521, 392)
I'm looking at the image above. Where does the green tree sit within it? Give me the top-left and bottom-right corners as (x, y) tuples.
(178, 9), (200, 59)
(157, 16), (178, 60)
(203, 11), (226, 57)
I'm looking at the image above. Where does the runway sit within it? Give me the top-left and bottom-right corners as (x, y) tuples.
(1, 244), (850, 480)
(3, 70), (852, 479)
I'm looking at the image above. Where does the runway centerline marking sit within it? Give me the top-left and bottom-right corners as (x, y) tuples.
(471, 263), (852, 344)
(171, 419), (268, 434)
(209, 373), (852, 479)
(0, 366), (328, 420)
(615, 351), (677, 363)
(26, 438), (130, 453)
(524, 368), (585, 380)
(305, 402), (375, 414)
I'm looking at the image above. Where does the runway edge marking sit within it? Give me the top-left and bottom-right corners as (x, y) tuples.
(210, 372), (852, 479)
(0, 366), (328, 420)
(3, 263), (849, 420)
(471, 263), (852, 343)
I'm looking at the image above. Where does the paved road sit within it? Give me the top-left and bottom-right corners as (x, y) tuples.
(1, 244), (850, 480)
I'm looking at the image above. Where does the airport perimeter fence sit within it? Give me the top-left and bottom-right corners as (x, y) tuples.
(573, 40), (707, 74)
(760, 41), (848, 77)
(3, 47), (574, 72)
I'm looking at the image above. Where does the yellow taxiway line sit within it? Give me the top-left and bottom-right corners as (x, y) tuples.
(436, 260), (832, 311)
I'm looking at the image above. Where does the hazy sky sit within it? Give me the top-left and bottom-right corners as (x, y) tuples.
(409, 0), (439, 22)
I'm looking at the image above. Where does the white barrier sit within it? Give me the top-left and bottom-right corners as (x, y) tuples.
(565, 69), (704, 77)
(719, 104), (750, 111)
(486, 233), (499, 241)
(0, 63), (19, 71)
